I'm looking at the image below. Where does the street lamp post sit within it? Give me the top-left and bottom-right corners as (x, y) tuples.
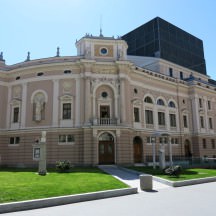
(151, 137), (156, 169)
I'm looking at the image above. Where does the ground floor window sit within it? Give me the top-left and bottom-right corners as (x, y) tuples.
(58, 135), (75, 145)
(9, 137), (20, 145)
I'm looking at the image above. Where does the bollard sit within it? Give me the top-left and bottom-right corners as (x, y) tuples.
(140, 174), (153, 190)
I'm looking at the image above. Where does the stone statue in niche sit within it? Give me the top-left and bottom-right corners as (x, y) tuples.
(34, 93), (45, 122)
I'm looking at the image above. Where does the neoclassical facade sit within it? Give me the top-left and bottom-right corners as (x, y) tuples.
(0, 34), (216, 167)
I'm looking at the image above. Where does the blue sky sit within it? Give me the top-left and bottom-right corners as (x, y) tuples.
(1, 0), (216, 79)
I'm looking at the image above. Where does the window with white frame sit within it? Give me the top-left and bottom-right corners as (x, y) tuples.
(200, 116), (204, 128)
(58, 135), (75, 144)
(145, 110), (153, 124)
(134, 107), (140, 122)
(158, 112), (165, 126)
(13, 107), (19, 123)
(169, 113), (176, 127)
(62, 103), (71, 119)
(207, 100), (211, 110)
(171, 138), (178, 144)
(199, 98), (203, 108)
(183, 115), (188, 128)
(209, 117), (213, 129)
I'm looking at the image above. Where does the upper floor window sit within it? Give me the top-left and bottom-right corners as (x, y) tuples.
(13, 107), (19, 123)
(199, 98), (203, 108)
(169, 68), (173, 77)
(200, 116), (204, 128)
(134, 107), (140, 122)
(168, 101), (176, 108)
(144, 96), (153, 104)
(209, 118), (213, 129)
(208, 100), (211, 110)
(62, 103), (71, 119)
(180, 71), (184, 80)
(145, 110), (153, 124)
(169, 114), (176, 127)
(183, 115), (188, 128)
(158, 112), (165, 126)
(157, 99), (165, 106)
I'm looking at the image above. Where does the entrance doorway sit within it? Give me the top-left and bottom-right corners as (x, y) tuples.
(133, 136), (143, 163)
(98, 133), (115, 164)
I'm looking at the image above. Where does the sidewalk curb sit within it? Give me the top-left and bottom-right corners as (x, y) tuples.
(0, 188), (137, 214)
(153, 176), (216, 187)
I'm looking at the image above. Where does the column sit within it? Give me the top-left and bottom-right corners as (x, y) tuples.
(6, 86), (12, 129)
(203, 96), (208, 132)
(20, 83), (27, 129)
(84, 77), (91, 125)
(75, 78), (81, 127)
(120, 78), (126, 123)
(153, 105), (158, 130)
(52, 80), (59, 127)
(191, 95), (200, 133)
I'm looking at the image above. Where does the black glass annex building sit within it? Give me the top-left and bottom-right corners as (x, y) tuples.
(122, 17), (206, 75)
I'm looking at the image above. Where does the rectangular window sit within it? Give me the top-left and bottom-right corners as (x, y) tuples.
(13, 107), (19, 123)
(171, 138), (178, 144)
(199, 98), (203, 108)
(147, 137), (151, 144)
(211, 139), (215, 149)
(62, 103), (71, 119)
(200, 116), (204, 128)
(183, 115), (188, 128)
(208, 100), (211, 110)
(145, 110), (153, 124)
(58, 135), (75, 144)
(209, 118), (213, 129)
(9, 137), (20, 144)
(158, 112), (165, 126)
(134, 107), (140, 122)
(169, 68), (173, 77)
(180, 71), (183, 80)
(160, 137), (168, 144)
(203, 139), (206, 149)
(169, 114), (176, 127)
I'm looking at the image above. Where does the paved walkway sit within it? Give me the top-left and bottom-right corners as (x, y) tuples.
(98, 165), (169, 191)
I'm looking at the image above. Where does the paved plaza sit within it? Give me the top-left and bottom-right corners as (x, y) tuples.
(2, 166), (216, 216)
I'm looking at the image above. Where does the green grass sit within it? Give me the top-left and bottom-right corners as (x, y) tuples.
(127, 166), (216, 181)
(0, 167), (128, 204)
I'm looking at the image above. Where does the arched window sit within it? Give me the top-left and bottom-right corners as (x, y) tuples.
(144, 96), (153, 104)
(99, 132), (114, 141)
(168, 101), (176, 108)
(157, 99), (165, 106)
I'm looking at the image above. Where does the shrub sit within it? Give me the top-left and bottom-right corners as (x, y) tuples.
(56, 160), (71, 172)
(164, 165), (182, 177)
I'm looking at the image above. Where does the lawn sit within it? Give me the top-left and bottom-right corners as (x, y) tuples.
(127, 167), (216, 181)
(0, 167), (128, 204)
